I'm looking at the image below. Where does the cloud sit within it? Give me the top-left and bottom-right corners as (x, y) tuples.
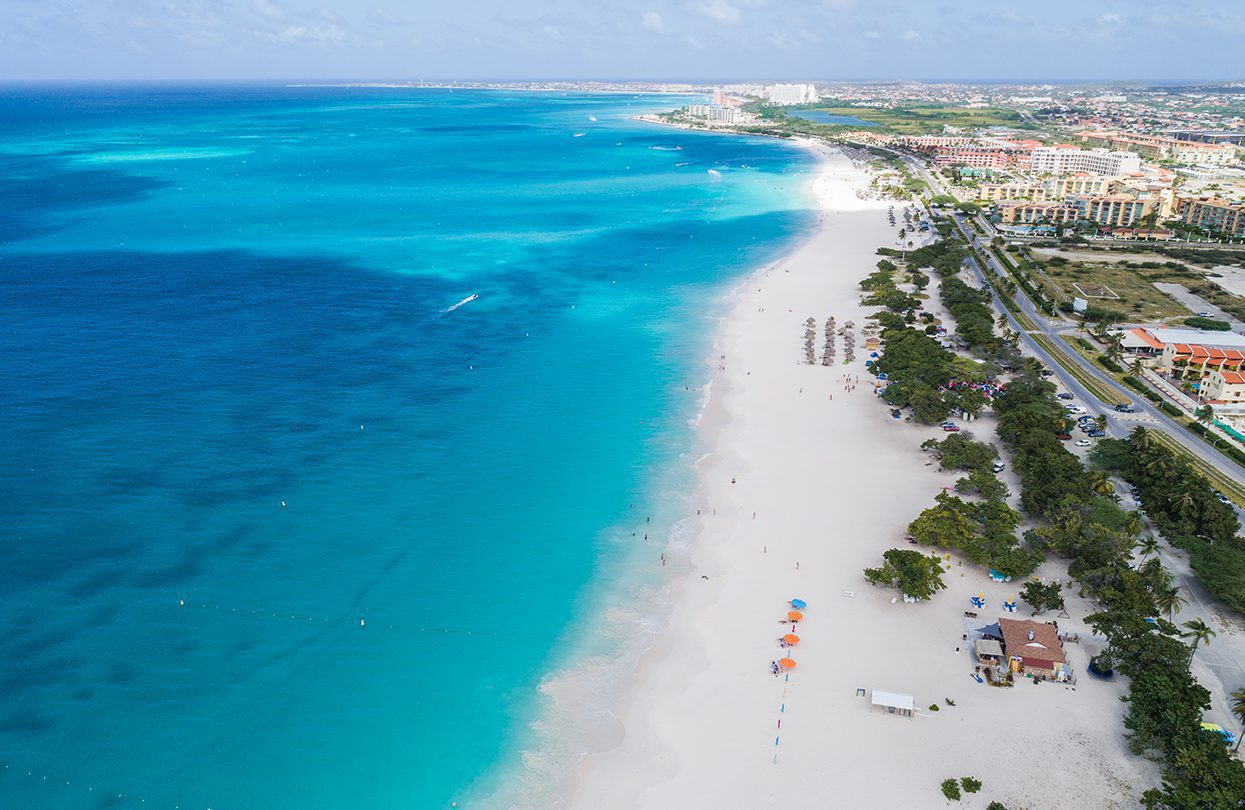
(694, 0), (741, 25)
(253, 0), (285, 20)
(864, 29), (881, 38)
(642, 11), (665, 33)
(683, 34), (705, 49)
(902, 29), (919, 41)
(1099, 12), (1123, 24)
(270, 24), (346, 44)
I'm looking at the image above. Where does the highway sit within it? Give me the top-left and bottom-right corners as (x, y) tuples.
(899, 152), (1245, 492)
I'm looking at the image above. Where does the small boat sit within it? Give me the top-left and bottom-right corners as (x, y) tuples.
(573, 132), (586, 138)
(588, 115), (597, 122)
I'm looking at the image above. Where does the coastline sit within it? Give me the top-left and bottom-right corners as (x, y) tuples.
(566, 141), (1157, 808)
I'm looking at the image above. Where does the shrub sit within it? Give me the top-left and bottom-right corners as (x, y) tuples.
(961, 777), (982, 794)
(1123, 376), (1148, 393)
(1159, 401), (1182, 417)
(1097, 356), (1123, 373)
(987, 803), (1008, 810)
(1144, 390), (1162, 403)
(941, 779), (962, 801)
(1183, 316), (1231, 331)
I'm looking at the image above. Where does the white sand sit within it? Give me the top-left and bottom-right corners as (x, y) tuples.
(569, 144), (1157, 809)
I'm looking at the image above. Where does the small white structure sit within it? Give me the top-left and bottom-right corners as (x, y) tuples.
(870, 688), (915, 718)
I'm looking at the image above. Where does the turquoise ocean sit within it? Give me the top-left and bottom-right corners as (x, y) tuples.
(0, 85), (816, 808)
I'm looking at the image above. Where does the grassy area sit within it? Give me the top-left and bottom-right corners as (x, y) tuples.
(1031, 331), (1128, 406)
(1149, 430), (1245, 510)
(811, 105), (1030, 135)
(1028, 245), (1245, 322)
(1032, 254), (1193, 322)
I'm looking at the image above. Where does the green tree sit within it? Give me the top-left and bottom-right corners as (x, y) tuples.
(1135, 535), (1160, 559)
(908, 492), (978, 550)
(1154, 586), (1186, 622)
(1181, 618), (1216, 652)
(1020, 580), (1064, 615)
(1231, 686), (1245, 753)
(863, 548), (947, 601)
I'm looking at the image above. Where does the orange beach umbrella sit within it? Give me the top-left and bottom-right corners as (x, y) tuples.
(779, 658), (797, 669)
(783, 634), (801, 645)
(787, 611), (804, 622)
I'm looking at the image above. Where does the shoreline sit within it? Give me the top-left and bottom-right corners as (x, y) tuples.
(567, 140), (1157, 808)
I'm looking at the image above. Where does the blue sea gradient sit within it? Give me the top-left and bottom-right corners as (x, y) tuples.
(0, 85), (816, 808)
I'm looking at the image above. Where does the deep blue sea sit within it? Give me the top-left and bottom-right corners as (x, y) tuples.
(0, 85), (815, 809)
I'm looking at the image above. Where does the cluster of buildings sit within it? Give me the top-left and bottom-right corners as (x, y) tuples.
(684, 103), (742, 125)
(1077, 131), (1239, 166)
(1117, 327), (1245, 409)
(766, 83), (819, 105)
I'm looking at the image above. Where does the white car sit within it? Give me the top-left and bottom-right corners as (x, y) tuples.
(1075, 439), (1092, 447)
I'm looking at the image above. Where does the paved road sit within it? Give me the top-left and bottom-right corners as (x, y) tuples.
(887, 149), (1245, 742)
(1153, 281), (1245, 332)
(896, 152), (1245, 492)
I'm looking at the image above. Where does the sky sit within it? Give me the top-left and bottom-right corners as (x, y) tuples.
(2, 0), (1244, 82)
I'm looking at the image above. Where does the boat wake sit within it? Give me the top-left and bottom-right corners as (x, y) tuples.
(445, 293), (479, 313)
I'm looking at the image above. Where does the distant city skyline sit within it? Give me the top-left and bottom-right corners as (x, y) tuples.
(3, 0), (1244, 82)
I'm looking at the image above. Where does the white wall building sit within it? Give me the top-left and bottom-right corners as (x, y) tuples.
(687, 104), (741, 124)
(1029, 147), (1142, 176)
(767, 83), (818, 105)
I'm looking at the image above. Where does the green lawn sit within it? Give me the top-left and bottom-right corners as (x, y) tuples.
(812, 105), (1029, 135)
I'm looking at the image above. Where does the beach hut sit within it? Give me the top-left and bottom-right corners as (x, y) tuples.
(870, 689), (914, 718)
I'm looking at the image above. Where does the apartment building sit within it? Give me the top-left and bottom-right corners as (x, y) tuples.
(977, 175), (1118, 202)
(1029, 146), (1142, 176)
(1078, 131), (1238, 166)
(996, 201), (1079, 225)
(687, 104), (741, 124)
(1179, 197), (1245, 236)
(1076, 194), (1157, 227)
(767, 84), (818, 105)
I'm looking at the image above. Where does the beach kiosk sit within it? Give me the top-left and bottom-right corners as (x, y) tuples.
(870, 689), (915, 719)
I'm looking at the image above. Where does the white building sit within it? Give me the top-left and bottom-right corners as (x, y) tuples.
(687, 104), (741, 124)
(1029, 146), (1143, 176)
(768, 83), (818, 105)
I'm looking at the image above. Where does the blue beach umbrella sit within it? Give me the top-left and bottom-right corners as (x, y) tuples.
(790, 598), (807, 610)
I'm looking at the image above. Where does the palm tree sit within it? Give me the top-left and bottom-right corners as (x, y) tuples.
(1155, 585), (1186, 621)
(1230, 687), (1245, 753)
(1197, 404), (1215, 427)
(1123, 514), (1146, 541)
(1135, 534), (1160, 558)
(1130, 426), (1155, 450)
(1090, 472), (1115, 497)
(996, 313), (1010, 331)
(1181, 618), (1216, 652)
(1106, 336), (1125, 366)
(1094, 415), (1109, 432)
(1130, 357), (1144, 377)
(1174, 490), (1198, 519)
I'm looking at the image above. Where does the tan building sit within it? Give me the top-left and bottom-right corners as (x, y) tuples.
(996, 201), (1078, 225)
(1179, 197), (1245, 237)
(1078, 131), (1238, 165)
(1201, 370), (1245, 404)
(1077, 194), (1157, 227)
(978, 175), (1118, 202)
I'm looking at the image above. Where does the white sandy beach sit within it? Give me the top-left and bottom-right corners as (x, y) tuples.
(569, 143), (1157, 809)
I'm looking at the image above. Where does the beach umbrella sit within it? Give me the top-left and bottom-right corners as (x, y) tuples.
(779, 657), (798, 669)
(783, 634), (801, 645)
(787, 611), (804, 621)
(790, 598), (807, 609)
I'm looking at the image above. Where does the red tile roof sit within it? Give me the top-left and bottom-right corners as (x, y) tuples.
(999, 618), (1065, 668)
(1220, 371), (1245, 385)
(1130, 328), (1164, 350)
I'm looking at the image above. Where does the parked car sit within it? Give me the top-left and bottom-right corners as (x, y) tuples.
(1075, 439), (1092, 447)
(1056, 433), (1072, 440)
(1215, 492), (1230, 504)
(1040, 369), (1054, 378)
(1114, 403), (1135, 413)
(942, 425), (961, 432)
(1057, 393), (1074, 400)
(1196, 311), (1213, 318)
(991, 462), (1005, 473)
(939, 421), (956, 428)
(1088, 430), (1106, 438)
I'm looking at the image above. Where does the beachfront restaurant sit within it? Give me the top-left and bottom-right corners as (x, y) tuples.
(870, 689), (915, 719)
(998, 617), (1070, 682)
